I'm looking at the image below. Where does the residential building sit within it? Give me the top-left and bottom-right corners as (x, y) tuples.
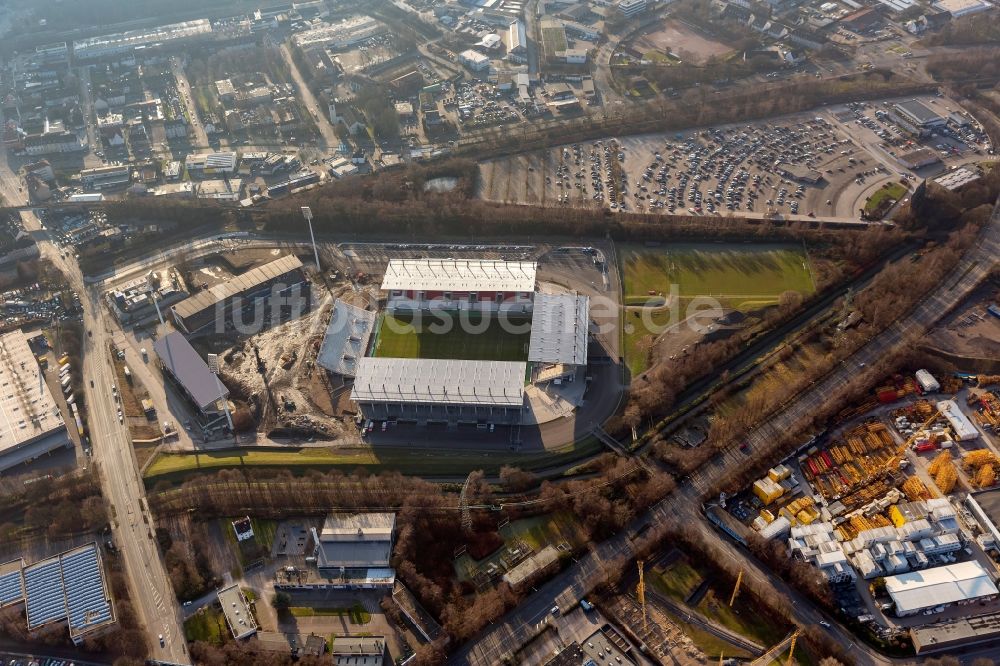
(617, 0), (647, 18)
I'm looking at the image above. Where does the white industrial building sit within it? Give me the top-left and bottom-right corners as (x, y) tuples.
(885, 561), (999, 616)
(185, 152), (238, 175)
(72, 19), (213, 60)
(218, 583), (257, 640)
(916, 369), (940, 393)
(0, 330), (71, 474)
(292, 16), (386, 50)
(459, 49), (491, 71)
(932, 0), (992, 17)
(506, 20), (527, 60)
(937, 399), (979, 441)
(892, 100), (947, 136)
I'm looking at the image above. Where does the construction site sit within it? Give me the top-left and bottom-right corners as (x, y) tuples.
(724, 368), (1000, 639)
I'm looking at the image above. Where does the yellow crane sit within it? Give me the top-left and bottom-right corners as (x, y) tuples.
(729, 569), (743, 607)
(785, 630), (798, 666)
(637, 560), (647, 631)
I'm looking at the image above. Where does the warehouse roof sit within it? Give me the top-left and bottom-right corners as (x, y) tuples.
(381, 259), (536, 293)
(316, 302), (376, 377)
(529, 293), (589, 366)
(152, 332), (229, 412)
(885, 561), (999, 614)
(218, 583), (257, 639)
(171, 254), (303, 321)
(352, 357), (526, 408)
(935, 167), (981, 191)
(0, 329), (67, 457)
(894, 100), (943, 125)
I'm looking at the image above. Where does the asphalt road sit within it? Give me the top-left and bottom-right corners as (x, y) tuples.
(170, 57), (209, 148)
(18, 212), (190, 664)
(279, 43), (339, 150)
(449, 196), (1000, 666)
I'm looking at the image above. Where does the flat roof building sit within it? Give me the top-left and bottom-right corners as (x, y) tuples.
(911, 612), (1000, 654)
(0, 329), (71, 474)
(308, 513), (396, 588)
(291, 15), (386, 50)
(459, 49), (491, 72)
(886, 561), (998, 616)
(218, 583), (257, 640)
(316, 301), (376, 377)
(73, 19), (213, 60)
(935, 167), (981, 191)
(170, 254), (306, 334)
(20, 544), (115, 644)
(937, 399), (979, 441)
(892, 100), (947, 135)
(185, 151), (238, 175)
(352, 357), (526, 425)
(152, 332), (229, 415)
(932, 0), (991, 17)
(897, 148), (941, 170)
(502, 545), (560, 591)
(0, 560), (25, 608)
(331, 636), (388, 666)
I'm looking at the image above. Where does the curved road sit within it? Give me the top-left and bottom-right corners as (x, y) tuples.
(449, 196), (1000, 666)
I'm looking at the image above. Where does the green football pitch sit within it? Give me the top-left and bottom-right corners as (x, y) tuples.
(373, 313), (531, 362)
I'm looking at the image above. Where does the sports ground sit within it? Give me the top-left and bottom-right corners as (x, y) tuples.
(620, 242), (815, 309)
(372, 313), (531, 362)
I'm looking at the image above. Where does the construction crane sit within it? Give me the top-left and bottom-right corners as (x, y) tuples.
(785, 630), (798, 666)
(750, 628), (801, 666)
(637, 560), (647, 631)
(729, 569), (743, 607)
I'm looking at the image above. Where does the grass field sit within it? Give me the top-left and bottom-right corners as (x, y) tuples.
(865, 182), (907, 214)
(373, 313), (530, 362)
(623, 306), (675, 377)
(620, 243), (815, 310)
(289, 603), (370, 624)
(143, 437), (604, 483)
(184, 607), (228, 645)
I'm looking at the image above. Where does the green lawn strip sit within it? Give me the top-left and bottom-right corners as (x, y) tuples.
(620, 243), (814, 304)
(184, 607), (228, 645)
(290, 603), (370, 624)
(144, 438), (603, 483)
(652, 556), (703, 602)
(250, 517), (278, 551)
(374, 313), (530, 362)
(865, 182), (907, 213)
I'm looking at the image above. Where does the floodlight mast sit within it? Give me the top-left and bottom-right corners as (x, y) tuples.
(301, 206), (321, 273)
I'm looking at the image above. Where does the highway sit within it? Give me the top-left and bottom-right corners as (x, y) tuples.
(18, 211), (189, 664)
(450, 196), (1000, 666)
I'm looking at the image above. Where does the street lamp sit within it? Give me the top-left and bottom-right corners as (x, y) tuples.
(301, 206), (321, 273)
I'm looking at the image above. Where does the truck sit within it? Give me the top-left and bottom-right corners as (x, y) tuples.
(140, 348), (148, 362)
(580, 599), (594, 612)
(123, 366), (132, 384)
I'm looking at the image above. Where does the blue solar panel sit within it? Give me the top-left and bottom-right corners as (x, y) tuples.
(62, 546), (112, 632)
(0, 565), (24, 607)
(23, 558), (65, 628)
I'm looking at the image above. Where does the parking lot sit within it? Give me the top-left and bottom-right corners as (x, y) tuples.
(478, 94), (993, 220)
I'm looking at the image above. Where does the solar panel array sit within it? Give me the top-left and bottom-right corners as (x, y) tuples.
(62, 546), (113, 634)
(20, 544), (113, 637)
(0, 561), (24, 607)
(23, 557), (65, 628)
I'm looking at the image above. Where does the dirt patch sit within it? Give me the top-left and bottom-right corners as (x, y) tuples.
(926, 286), (1000, 359)
(632, 19), (732, 64)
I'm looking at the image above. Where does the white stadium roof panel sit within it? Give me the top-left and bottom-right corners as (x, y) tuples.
(316, 302), (376, 377)
(352, 357), (526, 408)
(381, 259), (536, 293)
(528, 293), (589, 366)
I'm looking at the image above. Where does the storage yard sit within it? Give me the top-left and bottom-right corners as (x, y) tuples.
(725, 370), (1000, 632)
(477, 95), (990, 220)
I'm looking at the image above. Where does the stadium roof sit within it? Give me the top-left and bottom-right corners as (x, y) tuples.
(351, 358), (526, 408)
(316, 302), (376, 377)
(529, 293), (589, 366)
(381, 259), (536, 293)
(171, 254), (303, 321)
(0, 329), (67, 459)
(152, 332), (229, 411)
(885, 561), (999, 614)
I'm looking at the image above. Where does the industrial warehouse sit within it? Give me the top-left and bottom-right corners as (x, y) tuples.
(0, 329), (71, 473)
(169, 254), (307, 334)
